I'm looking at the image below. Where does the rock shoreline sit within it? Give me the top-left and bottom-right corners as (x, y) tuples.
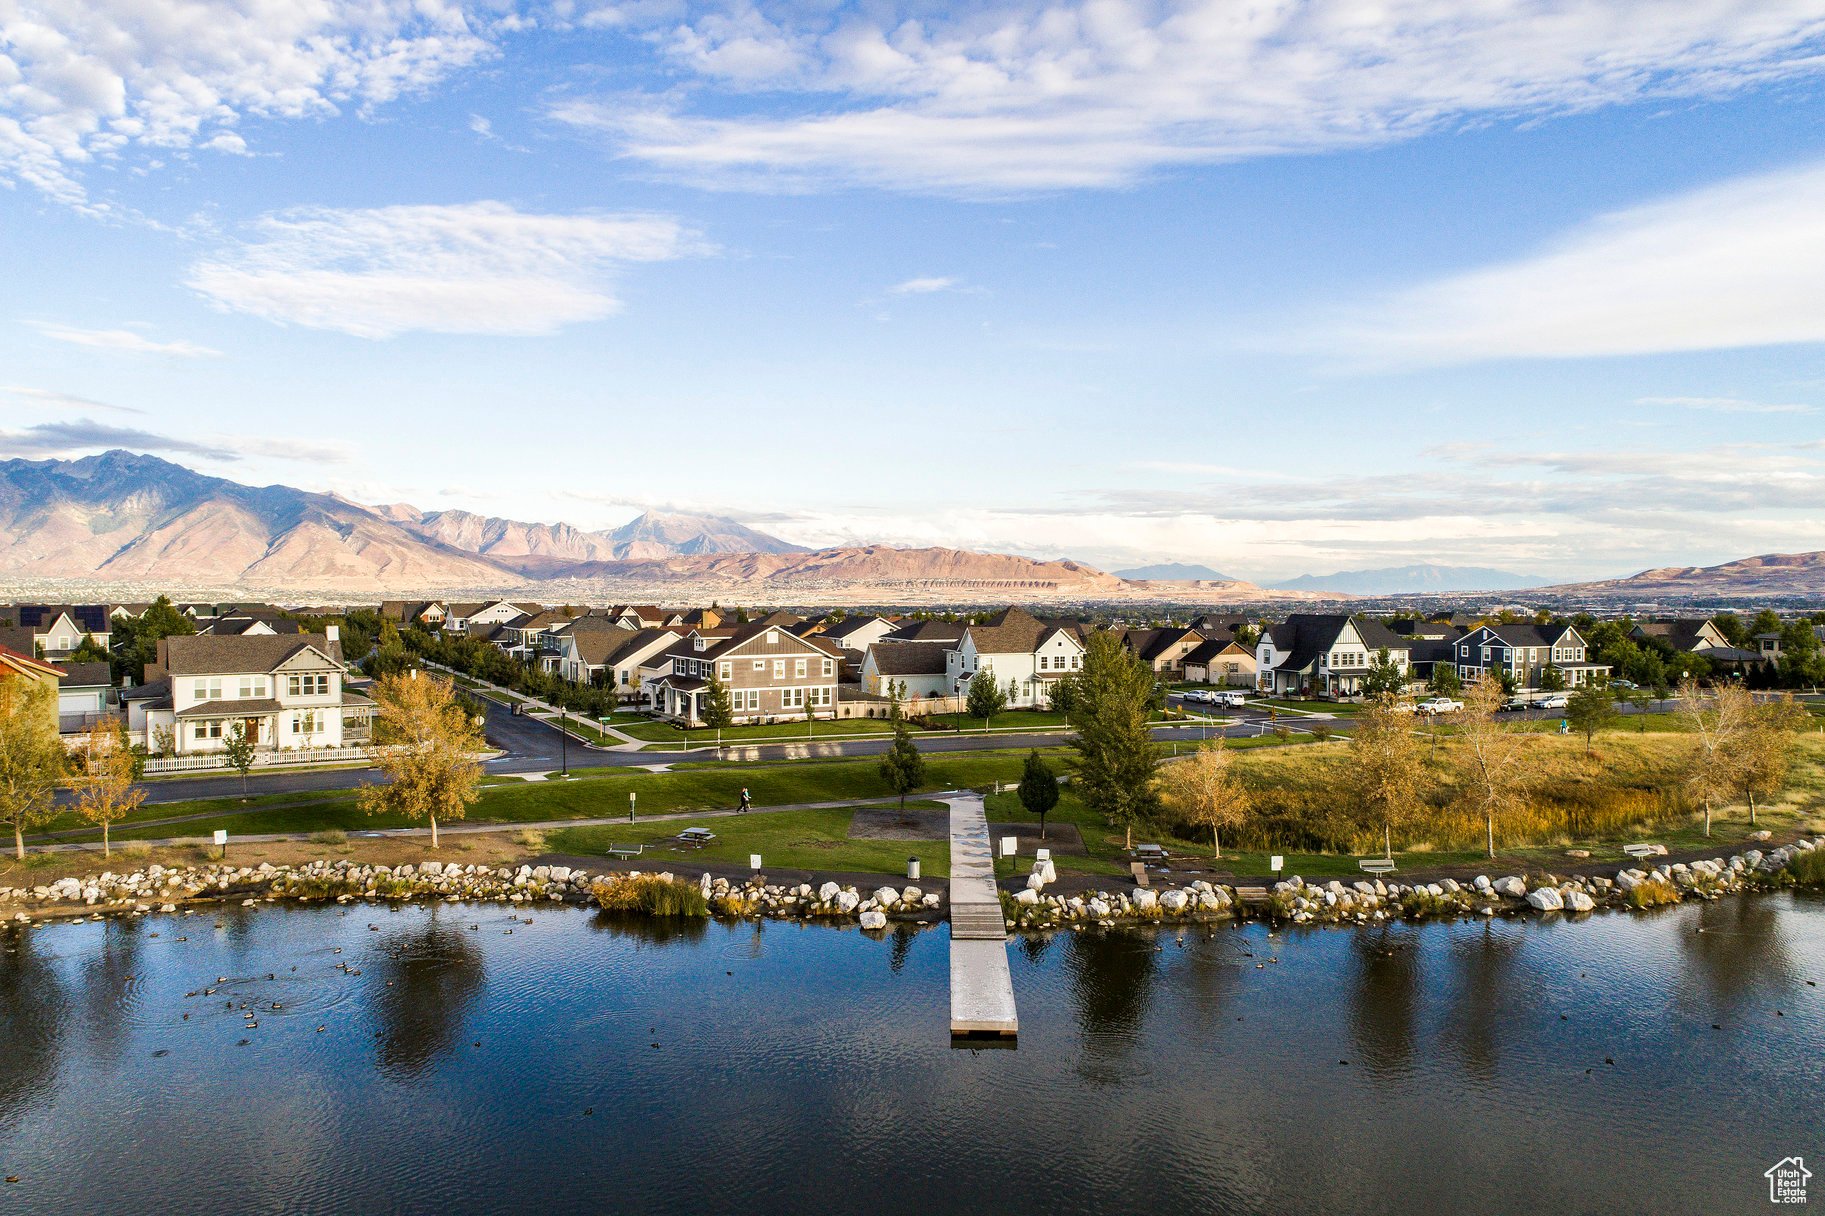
(1, 837), (1819, 931)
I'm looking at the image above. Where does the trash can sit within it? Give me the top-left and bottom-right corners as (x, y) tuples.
(907, 857), (921, 881)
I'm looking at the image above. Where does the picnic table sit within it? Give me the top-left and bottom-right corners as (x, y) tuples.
(677, 827), (716, 843)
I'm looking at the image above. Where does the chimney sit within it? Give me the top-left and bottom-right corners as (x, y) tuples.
(325, 624), (340, 643)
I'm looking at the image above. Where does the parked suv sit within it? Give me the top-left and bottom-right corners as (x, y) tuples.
(1416, 696), (1464, 714)
(1535, 694), (1570, 711)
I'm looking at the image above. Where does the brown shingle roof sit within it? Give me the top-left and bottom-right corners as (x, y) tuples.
(161, 634), (345, 676)
(866, 641), (949, 676)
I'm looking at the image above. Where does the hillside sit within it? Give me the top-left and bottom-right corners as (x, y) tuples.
(1114, 562), (1234, 581)
(1536, 552), (1825, 598)
(1273, 564), (1550, 594)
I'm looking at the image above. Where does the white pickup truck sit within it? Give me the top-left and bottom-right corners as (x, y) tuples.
(1416, 696), (1464, 715)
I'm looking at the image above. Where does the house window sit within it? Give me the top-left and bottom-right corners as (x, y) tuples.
(193, 678), (223, 702)
(292, 711), (320, 734)
(1481, 647), (1491, 662)
(287, 674), (330, 697)
(795, 658), (807, 678)
(766, 630), (778, 645)
(1072, 655), (1081, 669)
(822, 658), (834, 676)
(193, 721), (223, 740)
(782, 688), (803, 708)
(719, 661), (732, 680)
(774, 660), (786, 678)
(1039, 656), (1049, 670)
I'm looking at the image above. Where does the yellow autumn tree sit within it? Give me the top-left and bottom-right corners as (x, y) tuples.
(1154, 739), (1251, 858)
(74, 717), (145, 859)
(1453, 673), (1544, 859)
(1677, 678), (1755, 838)
(1350, 693), (1428, 861)
(358, 671), (484, 849)
(0, 680), (65, 860)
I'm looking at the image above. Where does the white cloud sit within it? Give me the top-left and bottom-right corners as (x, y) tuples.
(0, 384), (143, 414)
(1325, 160), (1825, 362)
(29, 323), (221, 357)
(553, 1), (1825, 193)
(0, 0), (499, 202)
(888, 276), (957, 294)
(1636, 395), (1816, 414)
(184, 201), (706, 338)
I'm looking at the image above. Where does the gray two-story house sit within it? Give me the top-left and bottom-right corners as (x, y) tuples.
(1453, 623), (1608, 689)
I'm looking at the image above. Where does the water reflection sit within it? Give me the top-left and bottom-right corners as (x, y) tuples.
(79, 920), (142, 1063)
(1066, 931), (1158, 1083)
(1679, 898), (1794, 1010)
(369, 912), (485, 1081)
(1444, 924), (1523, 1079)
(1349, 926), (1421, 1077)
(0, 926), (67, 1133)
(585, 912), (711, 947)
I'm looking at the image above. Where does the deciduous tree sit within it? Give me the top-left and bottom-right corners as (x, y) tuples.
(1154, 740), (1250, 858)
(1350, 695), (1427, 860)
(1734, 693), (1808, 825)
(74, 718), (144, 859)
(0, 680), (64, 859)
(222, 721), (257, 797)
(358, 671), (485, 848)
(966, 668), (1007, 725)
(1677, 678), (1754, 837)
(1565, 682), (1618, 752)
(1361, 647), (1405, 699)
(1454, 674), (1542, 859)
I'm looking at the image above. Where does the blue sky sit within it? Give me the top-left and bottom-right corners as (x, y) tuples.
(4, 0), (1825, 584)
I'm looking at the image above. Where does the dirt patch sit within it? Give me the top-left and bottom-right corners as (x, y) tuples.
(984, 820), (1088, 856)
(847, 805), (949, 841)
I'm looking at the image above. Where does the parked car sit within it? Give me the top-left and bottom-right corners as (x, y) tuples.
(1389, 701), (1418, 714)
(1499, 697), (1531, 713)
(1181, 689), (1211, 703)
(1212, 690), (1248, 707)
(1536, 694), (1570, 710)
(1611, 679), (1639, 690)
(1416, 697), (1464, 714)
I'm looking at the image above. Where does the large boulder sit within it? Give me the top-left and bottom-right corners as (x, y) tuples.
(1493, 876), (1527, 898)
(1160, 890), (1190, 912)
(1131, 888), (1158, 911)
(858, 910), (887, 930)
(836, 890), (860, 913)
(873, 887), (901, 908)
(1525, 887), (1564, 912)
(818, 881), (841, 902)
(1563, 889), (1596, 913)
(1014, 888), (1040, 905)
(1026, 872), (1048, 891)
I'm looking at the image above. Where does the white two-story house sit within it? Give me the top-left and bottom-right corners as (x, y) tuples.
(1256, 614), (1411, 698)
(130, 629), (370, 755)
(945, 608), (1086, 708)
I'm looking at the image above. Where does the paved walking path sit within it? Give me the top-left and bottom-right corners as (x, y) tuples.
(945, 793), (1018, 1038)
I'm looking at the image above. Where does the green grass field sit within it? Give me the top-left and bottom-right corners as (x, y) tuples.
(547, 802), (953, 877)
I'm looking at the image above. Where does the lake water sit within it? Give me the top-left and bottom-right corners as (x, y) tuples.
(2, 894), (1822, 1215)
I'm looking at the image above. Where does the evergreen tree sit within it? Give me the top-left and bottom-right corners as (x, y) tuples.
(1016, 749), (1059, 839)
(1565, 682), (1618, 751)
(1360, 647), (1406, 699)
(965, 668), (1008, 725)
(702, 672), (736, 731)
(1067, 631), (1162, 848)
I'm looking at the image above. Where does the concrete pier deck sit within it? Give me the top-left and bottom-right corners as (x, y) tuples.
(946, 794), (1017, 1038)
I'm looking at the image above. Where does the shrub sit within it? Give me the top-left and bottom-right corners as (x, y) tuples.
(1788, 848), (1825, 886)
(514, 829), (547, 851)
(1623, 880), (1680, 909)
(121, 841), (152, 858)
(592, 875), (708, 917)
(308, 829), (348, 845)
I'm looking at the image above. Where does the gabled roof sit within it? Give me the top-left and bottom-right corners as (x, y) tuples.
(1182, 638), (1249, 665)
(881, 619), (966, 644)
(6, 604), (111, 634)
(0, 645), (62, 681)
(865, 641), (950, 676)
(57, 661), (112, 688)
(161, 634), (345, 676)
(1468, 622), (1578, 649)
(1122, 626), (1204, 661)
(1261, 614), (1364, 674)
(1353, 618), (1413, 654)
(1633, 619), (1718, 651)
(573, 628), (679, 668)
(965, 607), (1053, 655)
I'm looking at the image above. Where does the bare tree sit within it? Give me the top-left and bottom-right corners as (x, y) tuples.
(1350, 694), (1428, 861)
(1154, 740), (1251, 858)
(74, 718), (145, 859)
(1453, 674), (1541, 859)
(359, 671), (485, 849)
(1678, 678), (1754, 838)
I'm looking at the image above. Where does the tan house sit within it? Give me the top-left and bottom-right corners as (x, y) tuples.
(1120, 626), (1206, 676)
(0, 645), (64, 733)
(1183, 639), (1257, 686)
(645, 617), (839, 724)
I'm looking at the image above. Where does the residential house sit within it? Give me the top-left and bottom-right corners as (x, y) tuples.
(1256, 615), (1412, 698)
(380, 601), (446, 628)
(860, 641), (952, 700)
(1388, 618), (1461, 640)
(815, 615), (897, 655)
(503, 609), (580, 669)
(1182, 639), (1256, 687)
(134, 628), (371, 755)
(878, 619), (966, 645)
(1751, 624), (1824, 661)
(1121, 626), (1207, 676)
(0, 645), (63, 733)
(1452, 623), (1608, 689)
(1632, 619), (1732, 653)
(443, 601), (543, 635)
(945, 608), (1087, 708)
(198, 614), (300, 637)
(0, 605), (112, 658)
(1188, 613), (1251, 641)
(56, 661), (117, 735)
(643, 617), (841, 724)
(558, 627), (679, 696)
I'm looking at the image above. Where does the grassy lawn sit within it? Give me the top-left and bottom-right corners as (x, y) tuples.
(1257, 698), (1361, 716)
(608, 707), (1090, 745)
(69, 751), (1065, 846)
(546, 802), (953, 878)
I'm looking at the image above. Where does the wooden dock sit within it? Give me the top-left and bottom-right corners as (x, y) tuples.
(946, 794), (1017, 1039)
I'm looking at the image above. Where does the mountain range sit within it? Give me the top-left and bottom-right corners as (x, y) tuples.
(1270, 564), (1552, 595)
(1114, 562), (1235, 582)
(1534, 552), (1825, 598)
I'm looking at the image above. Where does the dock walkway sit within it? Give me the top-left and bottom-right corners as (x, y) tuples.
(946, 794), (1017, 1038)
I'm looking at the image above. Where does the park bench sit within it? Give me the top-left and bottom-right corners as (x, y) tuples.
(1622, 843), (1661, 861)
(607, 842), (644, 858)
(1358, 858), (1397, 875)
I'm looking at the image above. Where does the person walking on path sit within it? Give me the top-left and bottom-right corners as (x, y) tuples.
(738, 787), (751, 813)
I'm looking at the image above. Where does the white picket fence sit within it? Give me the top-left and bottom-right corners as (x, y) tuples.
(142, 746), (371, 776)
